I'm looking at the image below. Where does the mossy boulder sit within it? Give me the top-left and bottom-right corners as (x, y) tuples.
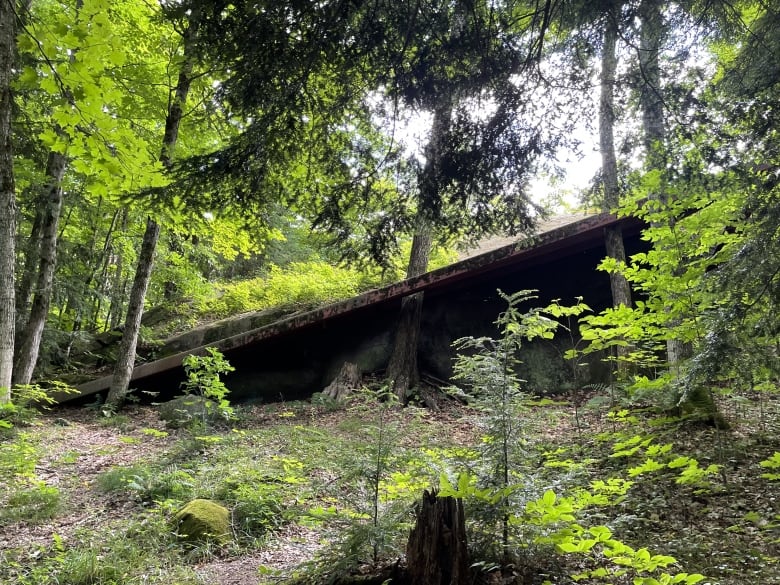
(157, 394), (220, 428)
(175, 499), (231, 544)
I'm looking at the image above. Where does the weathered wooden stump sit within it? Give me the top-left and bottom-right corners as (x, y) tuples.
(322, 361), (362, 401)
(406, 490), (469, 585)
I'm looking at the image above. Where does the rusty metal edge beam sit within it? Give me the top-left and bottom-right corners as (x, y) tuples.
(69, 212), (631, 401)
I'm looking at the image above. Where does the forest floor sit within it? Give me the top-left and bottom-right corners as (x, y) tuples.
(1, 391), (779, 584)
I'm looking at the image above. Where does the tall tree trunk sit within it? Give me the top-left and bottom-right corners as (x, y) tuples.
(638, 0), (692, 368)
(106, 217), (160, 406)
(70, 203), (118, 336)
(13, 151), (66, 385)
(0, 0), (17, 400)
(638, 0), (666, 176)
(106, 11), (200, 407)
(386, 98), (450, 403)
(386, 223), (433, 402)
(600, 3), (632, 311)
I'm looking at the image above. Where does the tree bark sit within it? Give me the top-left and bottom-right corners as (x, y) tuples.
(106, 217), (160, 406)
(406, 490), (469, 585)
(386, 99), (449, 403)
(13, 151), (67, 385)
(639, 0), (666, 174)
(0, 0), (17, 400)
(386, 226), (432, 403)
(599, 3), (632, 311)
(15, 195), (43, 337)
(107, 208), (129, 331)
(106, 10), (200, 408)
(638, 0), (692, 368)
(323, 361), (361, 401)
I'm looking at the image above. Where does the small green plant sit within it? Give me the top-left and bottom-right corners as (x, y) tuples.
(230, 481), (287, 538)
(447, 289), (562, 559)
(0, 381), (77, 428)
(1, 481), (61, 524)
(181, 347), (235, 423)
(759, 452), (780, 480)
(97, 464), (152, 493)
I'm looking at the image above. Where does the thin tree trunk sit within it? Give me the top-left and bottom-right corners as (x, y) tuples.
(0, 0), (17, 400)
(106, 11), (200, 407)
(106, 217), (160, 406)
(600, 4), (632, 311)
(13, 151), (67, 385)
(15, 195), (44, 337)
(107, 208), (129, 330)
(70, 203), (118, 336)
(386, 98), (450, 403)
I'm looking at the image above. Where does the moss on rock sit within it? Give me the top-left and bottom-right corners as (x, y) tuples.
(175, 499), (231, 544)
(158, 395), (219, 428)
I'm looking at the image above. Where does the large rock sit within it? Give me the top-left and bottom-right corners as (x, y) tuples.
(175, 499), (231, 544)
(157, 394), (221, 428)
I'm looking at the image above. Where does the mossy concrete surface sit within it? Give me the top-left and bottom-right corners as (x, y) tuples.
(175, 499), (231, 544)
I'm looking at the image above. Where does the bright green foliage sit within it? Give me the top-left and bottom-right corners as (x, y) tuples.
(520, 485), (705, 584)
(16, 0), (168, 198)
(181, 348), (235, 422)
(447, 290), (586, 559)
(0, 431), (62, 526)
(207, 262), (366, 317)
(578, 171), (748, 411)
(759, 452), (780, 481)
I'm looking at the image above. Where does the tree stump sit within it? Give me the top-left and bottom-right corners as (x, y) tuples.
(406, 490), (469, 585)
(322, 361), (362, 401)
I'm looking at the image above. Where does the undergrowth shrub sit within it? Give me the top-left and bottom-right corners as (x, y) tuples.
(0, 382), (76, 429)
(295, 388), (422, 581)
(180, 347), (235, 425)
(0, 432), (61, 526)
(6, 511), (203, 585)
(230, 481), (287, 538)
(444, 290), (709, 584)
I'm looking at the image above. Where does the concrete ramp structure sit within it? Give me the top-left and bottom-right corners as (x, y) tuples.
(70, 212), (645, 404)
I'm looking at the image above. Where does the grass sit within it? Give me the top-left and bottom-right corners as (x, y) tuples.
(0, 393), (778, 584)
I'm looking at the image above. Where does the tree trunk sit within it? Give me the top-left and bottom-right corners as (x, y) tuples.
(386, 228), (432, 403)
(15, 195), (44, 337)
(70, 204), (119, 338)
(13, 151), (67, 385)
(600, 4), (632, 311)
(106, 11), (200, 408)
(0, 0), (17, 400)
(639, 0), (666, 174)
(106, 217), (160, 406)
(386, 98), (450, 403)
(107, 208), (129, 331)
(638, 0), (692, 367)
(406, 490), (469, 585)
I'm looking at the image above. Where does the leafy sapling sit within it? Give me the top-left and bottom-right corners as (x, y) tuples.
(181, 348), (235, 423)
(447, 289), (562, 559)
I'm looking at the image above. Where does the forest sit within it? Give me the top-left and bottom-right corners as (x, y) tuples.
(0, 0), (779, 583)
